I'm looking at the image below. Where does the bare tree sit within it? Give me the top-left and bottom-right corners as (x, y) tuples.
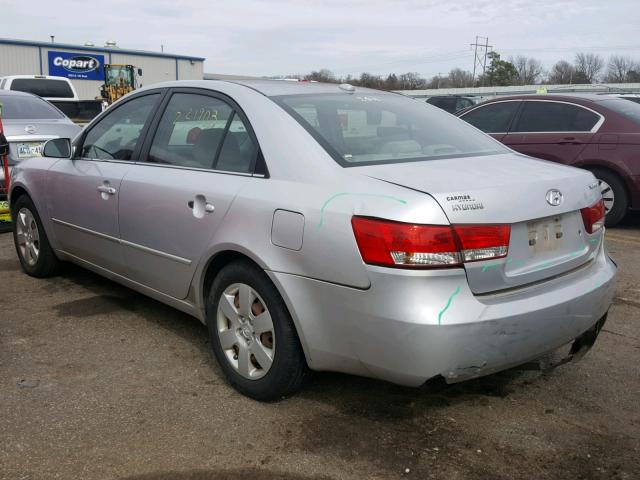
(605, 55), (639, 83)
(511, 56), (545, 85)
(398, 72), (426, 90)
(358, 72), (385, 89)
(574, 53), (604, 83)
(547, 60), (575, 84)
(304, 69), (336, 83)
(447, 68), (475, 88)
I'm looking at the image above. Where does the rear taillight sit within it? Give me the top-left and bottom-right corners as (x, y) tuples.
(581, 199), (605, 234)
(351, 216), (510, 268)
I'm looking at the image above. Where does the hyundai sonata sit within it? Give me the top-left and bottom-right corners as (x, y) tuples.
(9, 80), (616, 400)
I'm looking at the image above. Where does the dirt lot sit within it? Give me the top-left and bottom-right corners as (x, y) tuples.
(1, 216), (639, 480)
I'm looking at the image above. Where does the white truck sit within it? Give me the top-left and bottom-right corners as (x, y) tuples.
(0, 75), (102, 125)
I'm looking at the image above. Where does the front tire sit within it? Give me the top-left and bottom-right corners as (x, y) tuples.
(206, 260), (309, 401)
(590, 168), (628, 227)
(11, 195), (60, 277)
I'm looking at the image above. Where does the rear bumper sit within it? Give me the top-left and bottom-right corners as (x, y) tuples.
(269, 241), (617, 386)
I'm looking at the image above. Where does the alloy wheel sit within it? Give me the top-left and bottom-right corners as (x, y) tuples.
(216, 283), (275, 380)
(15, 208), (40, 266)
(599, 179), (615, 214)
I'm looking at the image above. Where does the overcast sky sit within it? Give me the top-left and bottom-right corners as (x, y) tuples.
(3, 0), (640, 78)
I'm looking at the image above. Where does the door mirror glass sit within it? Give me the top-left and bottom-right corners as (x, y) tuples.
(43, 138), (72, 158)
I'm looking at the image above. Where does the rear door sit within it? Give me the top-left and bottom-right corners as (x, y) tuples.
(458, 100), (521, 142)
(504, 100), (602, 164)
(118, 88), (261, 299)
(47, 92), (161, 272)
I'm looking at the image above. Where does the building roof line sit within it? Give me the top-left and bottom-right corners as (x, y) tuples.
(0, 37), (205, 62)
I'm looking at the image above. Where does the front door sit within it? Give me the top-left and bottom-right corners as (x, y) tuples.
(504, 100), (600, 164)
(118, 90), (261, 299)
(47, 92), (161, 272)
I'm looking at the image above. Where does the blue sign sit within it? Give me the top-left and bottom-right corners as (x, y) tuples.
(48, 51), (104, 81)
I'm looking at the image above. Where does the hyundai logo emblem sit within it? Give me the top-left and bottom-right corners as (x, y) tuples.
(24, 125), (36, 134)
(546, 189), (564, 206)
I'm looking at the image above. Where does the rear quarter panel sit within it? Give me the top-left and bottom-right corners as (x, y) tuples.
(574, 142), (640, 209)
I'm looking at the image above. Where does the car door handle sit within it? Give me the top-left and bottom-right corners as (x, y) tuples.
(97, 185), (117, 195)
(559, 137), (581, 145)
(188, 197), (215, 216)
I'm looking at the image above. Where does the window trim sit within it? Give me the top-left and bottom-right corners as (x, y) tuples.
(74, 89), (166, 163)
(508, 99), (605, 135)
(136, 87), (267, 177)
(458, 99), (522, 135)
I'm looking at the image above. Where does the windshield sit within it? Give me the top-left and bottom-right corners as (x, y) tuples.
(600, 98), (640, 126)
(10, 78), (74, 98)
(273, 92), (506, 167)
(0, 94), (65, 119)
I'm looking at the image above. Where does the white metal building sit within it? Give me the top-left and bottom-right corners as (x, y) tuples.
(0, 38), (205, 100)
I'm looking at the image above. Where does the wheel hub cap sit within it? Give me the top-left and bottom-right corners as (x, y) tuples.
(216, 283), (275, 380)
(16, 208), (40, 266)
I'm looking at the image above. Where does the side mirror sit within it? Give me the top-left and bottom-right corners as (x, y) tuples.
(43, 138), (72, 159)
(0, 131), (9, 156)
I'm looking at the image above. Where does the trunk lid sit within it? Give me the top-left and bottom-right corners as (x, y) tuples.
(3, 119), (81, 164)
(358, 153), (604, 293)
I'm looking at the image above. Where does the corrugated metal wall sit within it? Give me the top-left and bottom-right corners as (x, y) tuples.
(178, 59), (204, 81)
(1, 43), (205, 100)
(0, 44), (41, 76)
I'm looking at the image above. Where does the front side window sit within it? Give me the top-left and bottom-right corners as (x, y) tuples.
(148, 93), (258, 173)
(514, 101), (600, 132)
(81, 93), (159, 160)
(274, 93), (506, 167)
(461, 101), (519, 133)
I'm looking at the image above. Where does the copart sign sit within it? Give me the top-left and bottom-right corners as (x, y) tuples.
(48, 51), (105, 80)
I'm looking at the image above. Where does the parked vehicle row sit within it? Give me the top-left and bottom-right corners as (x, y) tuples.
(457, 93), (640, 226)
(9, 80), (616, 400)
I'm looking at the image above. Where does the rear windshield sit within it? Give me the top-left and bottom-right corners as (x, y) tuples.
(10, 78), (75, 99)
(0, 95), (65, 119)
(600, 98), (640, 126)
(273, 93), (506, 167)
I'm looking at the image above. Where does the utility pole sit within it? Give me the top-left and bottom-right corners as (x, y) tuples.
(470, 36), (493, 86)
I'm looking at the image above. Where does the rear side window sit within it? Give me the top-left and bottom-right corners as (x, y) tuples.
(0, 94), (64, 119)
(514, 101), (600, 132)
(461, 102), (519, 133)
(81, 94), (159, 160)
(10, 78), (75, 98)
(599, 98), (640, 126)
(148, 92), (258, 173)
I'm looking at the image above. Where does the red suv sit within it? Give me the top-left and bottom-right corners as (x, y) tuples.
(457, 94), (640, 226)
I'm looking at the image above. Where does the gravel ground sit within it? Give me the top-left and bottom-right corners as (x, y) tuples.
(1, 215), (639, 480)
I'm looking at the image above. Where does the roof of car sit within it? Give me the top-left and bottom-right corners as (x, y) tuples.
(481, 93), (616, 104)
(138, 79), (385, 97)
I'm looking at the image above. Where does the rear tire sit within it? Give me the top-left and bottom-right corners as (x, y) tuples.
(11, 195), (60, 278)
(206, 260), (309, 401)
(590, 168), (628, 227)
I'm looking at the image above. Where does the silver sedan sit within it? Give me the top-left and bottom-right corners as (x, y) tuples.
(8, 80), (617, 400)
(0, 90), (81, 187)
